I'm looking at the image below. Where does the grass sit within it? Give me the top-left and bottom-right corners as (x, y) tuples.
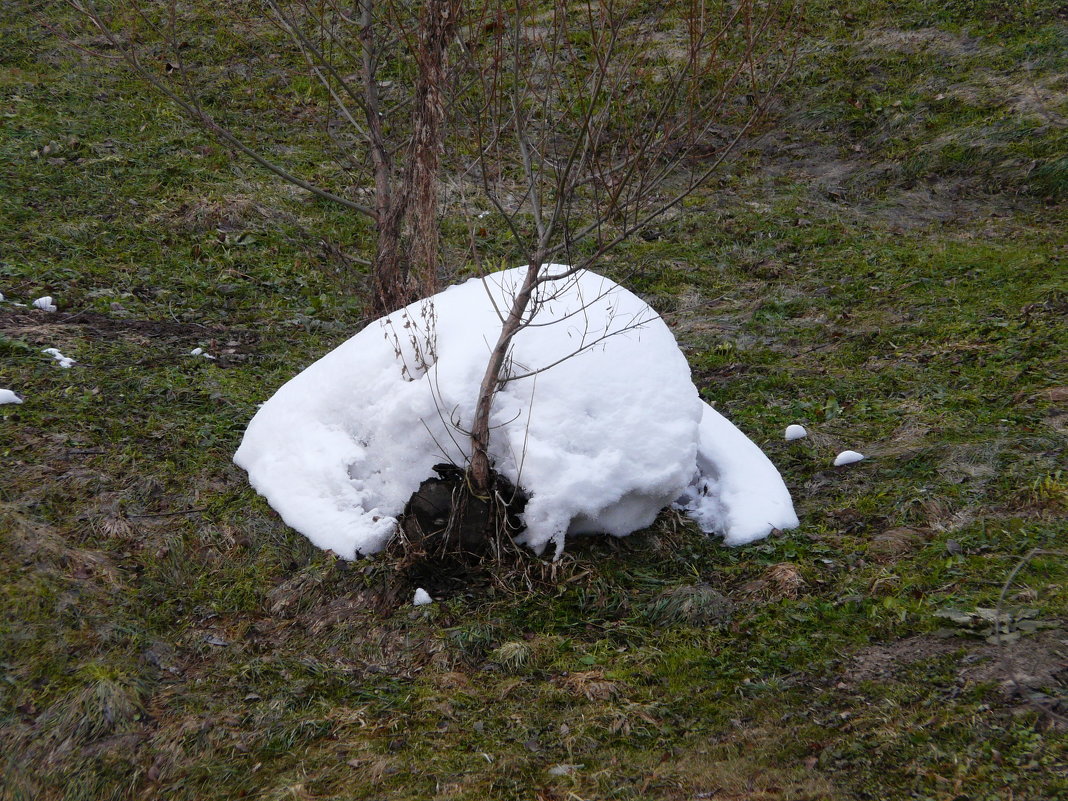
(2, 1), (1067, 799)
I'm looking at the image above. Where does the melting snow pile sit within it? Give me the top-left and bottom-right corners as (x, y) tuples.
(0, 389), (22, 405)
(235, 267), (798, 559)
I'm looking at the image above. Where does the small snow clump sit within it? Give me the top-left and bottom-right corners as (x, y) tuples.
(33, 296), (57, 312)
(413, 588), (433, 606)
(42, 348), (75, 368)
(833, 450), (865, 466)
(784, 424), (807, 441)
(235, 266), (798, 560)
(0, 389), (23, 405)
(189, 347), (216, 359)
(548, 765), (583, 777)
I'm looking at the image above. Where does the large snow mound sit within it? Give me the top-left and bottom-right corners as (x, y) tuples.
(234, 267), (798, 558)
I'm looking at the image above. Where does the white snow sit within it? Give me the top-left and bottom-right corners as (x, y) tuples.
(42, 347), (75, 368)
(0, 292), (5, 302)
(785, 424), (808, 441)
(234, 266), (798, 559)
(413, 588), (433, 606)
(834, 450), (865, 466)
(0, 389), (22, 405)
(674, 403), (799, 545)
(33, 296), (57, 312)
(189, 347), (216, 360)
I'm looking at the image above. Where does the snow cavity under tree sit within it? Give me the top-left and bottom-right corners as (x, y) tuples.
(234, 267), (798, 559)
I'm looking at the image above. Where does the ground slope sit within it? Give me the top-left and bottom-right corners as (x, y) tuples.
(1, 2), (1066, 799)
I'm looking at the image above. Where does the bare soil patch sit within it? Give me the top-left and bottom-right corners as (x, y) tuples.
(847, 628), (1068, 714)
(861, 27), (990, 60)
(0, 307), (258, 343)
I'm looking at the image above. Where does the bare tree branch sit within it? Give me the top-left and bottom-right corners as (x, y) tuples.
(67, 0), (379, 219)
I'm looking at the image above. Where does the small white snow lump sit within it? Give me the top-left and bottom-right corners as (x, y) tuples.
(413, 588), (433, 606)
(784, 424), (808, 441)
(42, 348), (76, 368)
(33, 296), (57, 312)
(234, 266), (799, 560)
(0, 389), (23, 405)
(834, 450), (865, 466)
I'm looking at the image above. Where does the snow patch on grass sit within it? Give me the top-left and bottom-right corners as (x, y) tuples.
(42, 348), (75, 368)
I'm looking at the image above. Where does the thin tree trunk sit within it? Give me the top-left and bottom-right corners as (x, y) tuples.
(363, 0), (460, 312)
(406, 0), (459, 298)
(358, 0), (412, 313)
(372, 206), (411, 313)
(468, 259), (542, 492)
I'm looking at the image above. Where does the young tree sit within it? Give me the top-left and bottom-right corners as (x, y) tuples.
(60, 0), (800, 544)
(460, 0), (800, 491)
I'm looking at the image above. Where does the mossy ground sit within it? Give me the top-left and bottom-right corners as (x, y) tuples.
(2, 2), (1066, 799)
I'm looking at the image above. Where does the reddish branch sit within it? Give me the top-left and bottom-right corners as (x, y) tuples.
(464, 0), (801, 493)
